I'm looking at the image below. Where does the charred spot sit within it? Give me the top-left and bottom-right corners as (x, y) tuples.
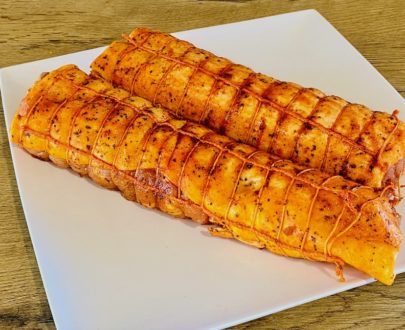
(73, 129), (82, 136)
(357, 178), (366, 185)
(339, 167), (348, 178)
(220, 72), (233, 80)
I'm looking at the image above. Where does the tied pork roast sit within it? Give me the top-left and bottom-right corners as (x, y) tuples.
(91, 28), (405, 188)
(10, 65), (402, 284)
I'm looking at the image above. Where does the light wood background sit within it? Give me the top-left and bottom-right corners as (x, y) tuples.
(0, 0), (404, 329)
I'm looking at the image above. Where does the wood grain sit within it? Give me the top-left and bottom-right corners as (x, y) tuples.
(0, 0), (404, 329)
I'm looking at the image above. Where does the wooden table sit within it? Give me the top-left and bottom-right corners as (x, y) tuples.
(1, 1), (404, 328)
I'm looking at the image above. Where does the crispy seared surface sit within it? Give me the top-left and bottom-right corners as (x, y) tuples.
(11, 65), (402, 284)
(91, 28), (405, 188)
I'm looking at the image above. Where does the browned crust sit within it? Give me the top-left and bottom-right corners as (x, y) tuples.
(11, 65), (403, 284)
(90, 28), (405, 188)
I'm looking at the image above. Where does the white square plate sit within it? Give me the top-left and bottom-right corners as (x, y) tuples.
(1, 9), (404, 330)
